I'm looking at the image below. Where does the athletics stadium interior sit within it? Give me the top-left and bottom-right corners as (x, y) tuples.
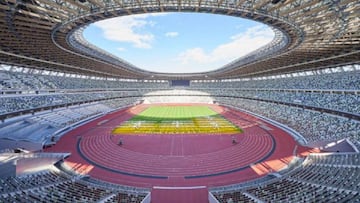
(0, 0), (359, 202)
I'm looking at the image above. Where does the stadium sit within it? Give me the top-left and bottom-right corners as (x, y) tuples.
(0, 0), (359, 202)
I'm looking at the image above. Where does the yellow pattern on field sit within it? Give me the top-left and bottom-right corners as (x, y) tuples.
(112, 117), (241, 134)
(112, 106), (242, 134)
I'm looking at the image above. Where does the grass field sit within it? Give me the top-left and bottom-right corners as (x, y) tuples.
(112, 106), (242, 134)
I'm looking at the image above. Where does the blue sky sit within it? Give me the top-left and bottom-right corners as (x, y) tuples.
(83, 13), (274, 73)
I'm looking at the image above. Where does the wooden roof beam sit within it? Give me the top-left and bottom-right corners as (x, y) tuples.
(35, 0), (77, 15)
(24, 3), (69, 19)
(14, 16), (56, 27)
(253, 0), (269, 10)
(62, 0), (91, 11)
(18, 9), (62, 23)
(268, 0), (297, 12)
(227, 0), (246, 14)
(280, 0), (321, 16)
(86, 0), (106, 8)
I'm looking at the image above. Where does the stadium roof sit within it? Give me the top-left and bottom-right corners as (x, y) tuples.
(0, 0), (359, 80)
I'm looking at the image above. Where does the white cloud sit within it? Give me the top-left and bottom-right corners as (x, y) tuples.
(117, 47), (126, 52)
(165, 32), (179, 37)
(94, 13), (167, 49)
(176, 25), (274, 69)
(146, 13), (169, 17)
(177, 48), (207, 64)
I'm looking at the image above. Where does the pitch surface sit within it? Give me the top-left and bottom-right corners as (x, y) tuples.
(112, 106), (242, 134)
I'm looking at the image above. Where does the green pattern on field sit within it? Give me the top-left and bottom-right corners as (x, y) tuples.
(132, 106), (218, 121)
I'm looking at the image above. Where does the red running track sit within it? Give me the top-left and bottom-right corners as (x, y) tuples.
(46, 104), (318, 188)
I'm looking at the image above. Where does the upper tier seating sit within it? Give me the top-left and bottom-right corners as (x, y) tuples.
(0, 70), (168, 90)
(209, 90), (360, 115)
(191, 70), (360, 90)
(0, 91), (141, 115)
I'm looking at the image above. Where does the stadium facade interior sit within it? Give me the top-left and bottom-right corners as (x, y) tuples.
(0, 0), (359, 202)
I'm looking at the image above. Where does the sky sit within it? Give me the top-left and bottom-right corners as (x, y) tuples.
(83, 13), (274, 73)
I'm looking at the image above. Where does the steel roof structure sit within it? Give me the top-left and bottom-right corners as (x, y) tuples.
(0, 0), (359, 80)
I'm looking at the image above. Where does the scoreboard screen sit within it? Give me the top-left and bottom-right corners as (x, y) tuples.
(170, 80), (190, 86)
